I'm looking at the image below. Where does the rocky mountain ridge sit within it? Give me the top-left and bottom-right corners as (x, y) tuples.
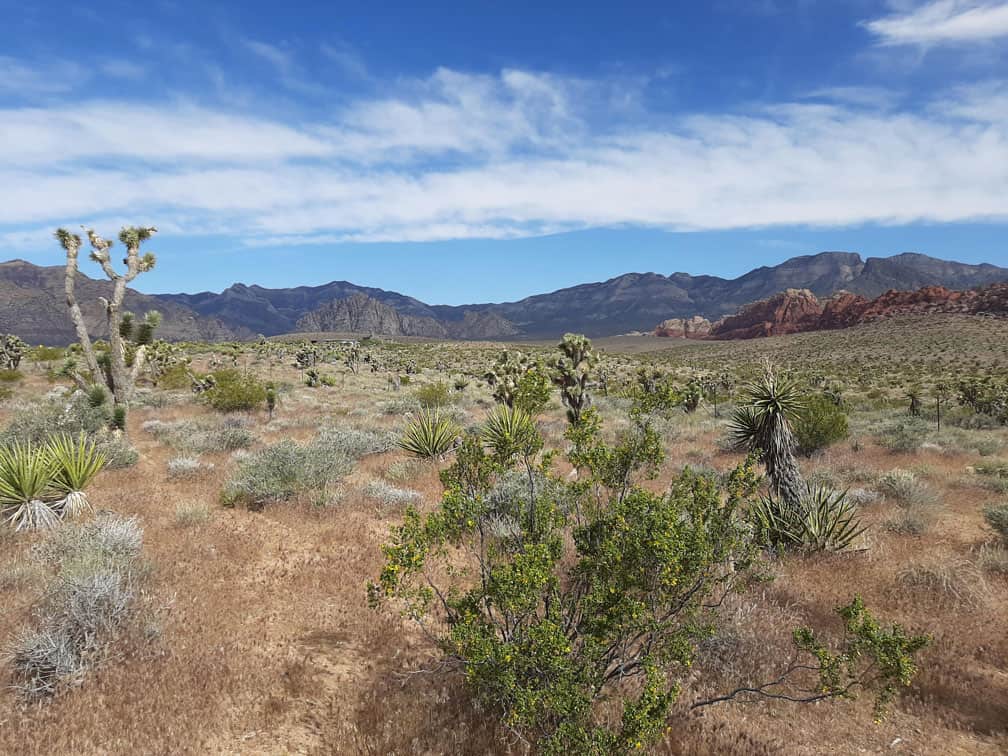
(1, 251), (1005, 344)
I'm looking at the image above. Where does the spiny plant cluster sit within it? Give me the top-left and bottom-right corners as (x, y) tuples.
(0, 435), (106, 531)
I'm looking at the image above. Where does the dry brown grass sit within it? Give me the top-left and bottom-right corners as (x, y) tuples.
(0, 343), (1005, 755)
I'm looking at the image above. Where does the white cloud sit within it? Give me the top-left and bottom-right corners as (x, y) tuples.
(0, 69), (1007, 248)
(865, 1), (1008, 45)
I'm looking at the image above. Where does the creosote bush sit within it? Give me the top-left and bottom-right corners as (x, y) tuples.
(878, 417), (930, 453)
(794, 394), (849, 457)
(370, 402), (928, 753)
(201, 368), (267, 413)
(984, 502), (1008, 544)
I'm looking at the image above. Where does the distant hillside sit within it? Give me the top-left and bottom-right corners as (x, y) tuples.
(157, 251), (1008, 339)
(0, 260), (245, 345)
(1, 251), (1005, 344)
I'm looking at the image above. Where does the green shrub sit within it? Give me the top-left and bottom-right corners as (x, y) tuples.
(87, 385), (108, 407)
(794, 395), (849, 456)
(414, 380), (452, 409)
(371, 410), (927, 751)
(984, 503), (1008, 544)
(157, 363), (191, 390)
(222, 437), (352, 508)
(0, 369), (23, 383)
(29, 346), (64, 364)
(202, 369), (267, 413)
(513, 368), (552, 416)
(878, 417), (930, 453)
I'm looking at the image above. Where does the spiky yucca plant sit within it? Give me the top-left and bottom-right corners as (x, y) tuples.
(398, 408), (461, 460)
(481, 404), (540, 463)
(47, 434), (107, 519)
(729, 362), (806, 506)
(0, 442), (59, 531)
(752, 486), (866, 553)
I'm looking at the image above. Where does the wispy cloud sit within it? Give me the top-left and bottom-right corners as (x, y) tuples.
(865, 1), (1008, 45)
(0, 56), (87, 96)
(242, 39), (294, 71)
(1, 67), (1007, 249)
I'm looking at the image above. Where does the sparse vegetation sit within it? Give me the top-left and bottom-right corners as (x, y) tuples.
(0, 322), (1004, 754)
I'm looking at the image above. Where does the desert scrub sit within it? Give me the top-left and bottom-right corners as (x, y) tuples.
(174, 502), (211, 527)
(895, 558), (987, 608)
(794, 395), (849, 456)
(314, 426), (397, 460)
(878, 468), (938, 535)
(167, 456), (216, 480)
(877, 417), (930, 453)
(983, 502), (1008, 544)
(2, 391), (138, 468)
(143, 418), (255, 453)
(11, 514), (147, 699)
(363, 480), (422, 509)
(201, 368), (267, 413)
(385, 458), (422, 483)
(221, 438), (352, 508)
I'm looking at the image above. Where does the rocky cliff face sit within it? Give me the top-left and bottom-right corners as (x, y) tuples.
(659, 283), (1008, 341)
(296, 293), (450, 337)
(704, 288), (824, 340)
(654, 315), (713, 338)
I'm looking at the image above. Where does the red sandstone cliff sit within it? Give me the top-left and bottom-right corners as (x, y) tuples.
(653, 283), (1008, 341)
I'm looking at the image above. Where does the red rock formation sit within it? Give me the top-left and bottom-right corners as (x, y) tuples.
(706, 288), (824, 340)
(653, 315), (713, 338)
(653, 282), (1008, 341)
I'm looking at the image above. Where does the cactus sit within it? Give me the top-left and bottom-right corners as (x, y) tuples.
(1, 334), (28, 371)
(54, 226), (157, 411)
(145, 339), (188, 386)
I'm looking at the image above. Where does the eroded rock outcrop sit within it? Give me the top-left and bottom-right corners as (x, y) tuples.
(654, 315), (713, 338)
(654, 283), (1008, 341)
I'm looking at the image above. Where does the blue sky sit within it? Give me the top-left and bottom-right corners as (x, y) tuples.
(1, 0), (1007, 303)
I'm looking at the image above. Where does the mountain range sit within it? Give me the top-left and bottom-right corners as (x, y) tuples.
(1, 252), (1006, 345)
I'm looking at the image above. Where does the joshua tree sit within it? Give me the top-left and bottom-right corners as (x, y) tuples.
(484, 349), (533, 407)
(549, 333), (597, 425)
(729, 361), (806, 506)
(55, 226), (157, 409)
(344, 344), (361, 374)
(1, 334), (27, 371)
(907, 387), (922, 418)
(935, 381), (950, 432)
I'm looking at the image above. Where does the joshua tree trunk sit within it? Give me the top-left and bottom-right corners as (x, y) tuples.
(61, 233), (102, 388)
